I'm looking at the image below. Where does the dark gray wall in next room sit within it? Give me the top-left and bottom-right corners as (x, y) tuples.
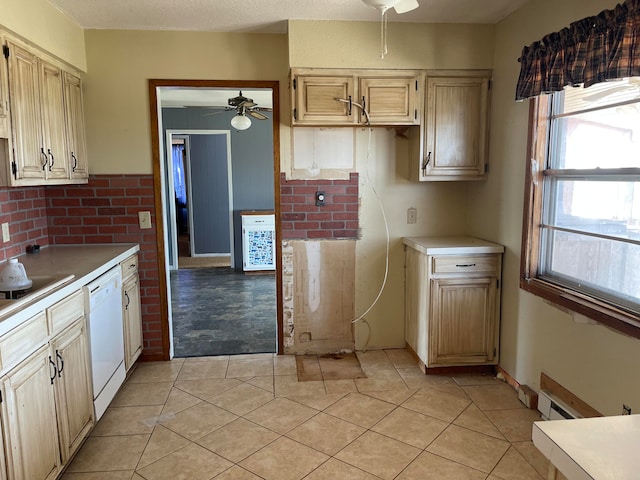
(162, 106), (275, 270)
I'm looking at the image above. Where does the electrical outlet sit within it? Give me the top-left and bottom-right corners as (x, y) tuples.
(407, 207), (417, 224)
(1, 222), (9, 243)
(622, 404), (631, 415)
(138, 211), (152, 229)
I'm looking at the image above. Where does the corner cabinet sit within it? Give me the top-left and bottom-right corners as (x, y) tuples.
(121, 254), (143, 371)
(0, 34), (89, 186)
(408, 70), (491, 181)
(291, 68), (420, 126)
(404, 236), (503, 371)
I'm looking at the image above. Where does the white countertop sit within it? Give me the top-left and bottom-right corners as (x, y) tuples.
(403, 236), (505, 255)
(0, 244), (139, 336)
(532, 415), (640, 480)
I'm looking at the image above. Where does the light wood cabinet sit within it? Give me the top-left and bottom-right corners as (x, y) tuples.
(0, 291), (93, 480)
(50, 320), (93, 464)
(1, 344), (61, 480)
(408, 70), (491, 181)
(121, 254), (143, 371)
(63, 72), (89, 180)
(291, 68), (420, 126)
(1, 35), (88, 186)
(404, 236), (503, 371)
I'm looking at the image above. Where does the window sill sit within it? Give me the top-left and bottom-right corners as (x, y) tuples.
(520, 276), (640, 340)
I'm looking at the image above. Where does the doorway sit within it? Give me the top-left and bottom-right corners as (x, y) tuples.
(166, 131), (234, 270)
(149, 80), (283, 359)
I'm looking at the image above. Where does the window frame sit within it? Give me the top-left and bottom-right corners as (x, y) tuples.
(520, 94), (640, 340)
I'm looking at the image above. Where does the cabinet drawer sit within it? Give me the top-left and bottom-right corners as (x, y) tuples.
(432, 255), (499, 274)
(0, 312), (48, 372)
(48, 289), (84, 335)
(121, 254), (138, 280)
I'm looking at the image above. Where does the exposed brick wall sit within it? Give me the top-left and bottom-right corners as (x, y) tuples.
(45, 175), (163, 358)
(281, 173), (359, 239)
(0, 187), (49, 261)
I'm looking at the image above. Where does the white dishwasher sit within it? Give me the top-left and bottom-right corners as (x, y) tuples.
(84, 266), (125, 421)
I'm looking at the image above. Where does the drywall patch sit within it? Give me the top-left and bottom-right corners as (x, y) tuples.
(283, 239), (355, 354)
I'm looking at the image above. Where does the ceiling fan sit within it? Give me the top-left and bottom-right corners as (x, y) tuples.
(360, 0), (420, 58)
(204, 91), (272, 130)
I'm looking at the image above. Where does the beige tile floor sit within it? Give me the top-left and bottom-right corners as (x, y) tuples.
(62, 350), (562, 480)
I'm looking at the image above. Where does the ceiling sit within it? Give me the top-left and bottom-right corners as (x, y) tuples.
(47, 0), (530, 34)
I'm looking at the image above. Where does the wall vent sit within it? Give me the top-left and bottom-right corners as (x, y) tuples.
(538, 390), (583, 420)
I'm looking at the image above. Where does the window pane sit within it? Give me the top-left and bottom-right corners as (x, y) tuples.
(545, 179), (640, 240)
(549, 102), (640, 169)
(561, 77), (640, 114)
(543, 228), (640, 309)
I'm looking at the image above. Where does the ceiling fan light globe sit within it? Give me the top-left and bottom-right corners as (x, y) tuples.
(231, 114), (251, 130)
(361, 0), (400, 11)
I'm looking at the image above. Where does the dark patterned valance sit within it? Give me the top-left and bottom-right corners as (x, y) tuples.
(515, 0), (640, 101)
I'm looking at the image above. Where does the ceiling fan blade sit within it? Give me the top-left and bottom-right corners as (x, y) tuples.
(393, 0), (418, 14)
(248, 110), (269, 120)
(202, 109), (230, 117)
(238, 100), (256, 108)
(252, 106), (273, 112)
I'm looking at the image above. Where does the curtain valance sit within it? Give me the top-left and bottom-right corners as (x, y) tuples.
(515, 0), (640, 101)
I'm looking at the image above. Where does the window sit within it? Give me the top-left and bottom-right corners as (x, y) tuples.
(521, 77), (640, 338)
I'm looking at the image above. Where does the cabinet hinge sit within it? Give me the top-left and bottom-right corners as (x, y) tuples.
(496, 279), (500, 289)
(415, 80), (418, 91)
(488, 80), (492, 90)
(493, 347), (497, 357)
(414, 109), (417, 120)
(0, 390), (2, 403)
(2, 45), (8, 59)
(484, 163), (489, 174)
(292, 78), (297, 90)
(293, 108), (297, 120)
(11, 160), (17, 178)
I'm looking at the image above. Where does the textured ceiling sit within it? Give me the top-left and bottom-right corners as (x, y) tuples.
(47, 0), (530, 33)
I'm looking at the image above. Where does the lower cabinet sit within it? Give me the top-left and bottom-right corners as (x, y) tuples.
(404, 236), (504, 370)
(121, 254), (142, 371)
(50, 319), (93, 464)
(0, 293), (93, 480)
(2, 344), (60, 480)
(122, 273), (142, 371)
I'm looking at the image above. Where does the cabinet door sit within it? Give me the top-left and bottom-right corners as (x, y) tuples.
(360, 76), (419, 125)
(293, 75), (356, 124)
(51, 319), (94, 464)
(63, 72), (88, 181)
(2, 346), (60, 480)
(0, 40), (10, 139)
(123, 274), (143, 371)
(39, 60), (68, 180)
(6, 41), (45, 181)
(422, 75), (490, 179)
(428, 276), (498, 366)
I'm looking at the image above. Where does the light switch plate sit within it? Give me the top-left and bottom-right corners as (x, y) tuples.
(138, 211), (152, 229)
(1, 222), (9, 242)
(407, 207), (417, 224)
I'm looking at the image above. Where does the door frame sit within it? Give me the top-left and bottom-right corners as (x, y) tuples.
(149, 79), (282, 359)
(165, 130), (235, 267)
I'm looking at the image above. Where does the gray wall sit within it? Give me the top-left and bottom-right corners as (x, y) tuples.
(162, 107), (275, 269)
(189, 134), (231, 255)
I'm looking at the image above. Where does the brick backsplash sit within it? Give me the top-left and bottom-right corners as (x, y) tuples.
(0, 186), (50, 261)
(280, 173), (359, 239)
(45, 175), (162, 358)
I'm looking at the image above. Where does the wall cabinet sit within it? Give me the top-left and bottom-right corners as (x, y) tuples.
(404, 236), (503, 371)
(121, 254), (143, 371)
(408, 70), (491, 181)
(0, 291), (93, 480)
(291, 68), (420, 126)
(0, 37), (10, 140)
(0, 35), (89, 186)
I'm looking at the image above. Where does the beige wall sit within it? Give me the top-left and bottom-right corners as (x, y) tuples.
(83, 30), (289, 175)
(288, 21), (495, 349)
(470, 0), (640, 416)
(0, 0), (86, 70)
